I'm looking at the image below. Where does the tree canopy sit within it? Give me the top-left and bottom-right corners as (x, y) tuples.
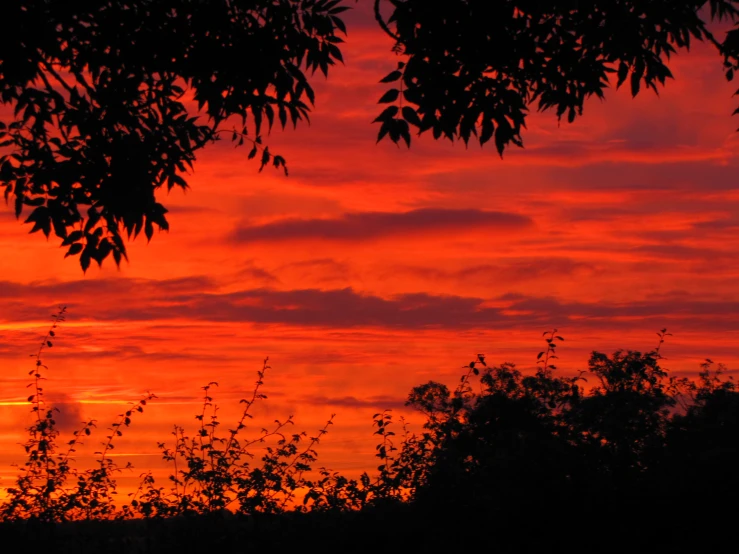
(1, 0), (738, 270)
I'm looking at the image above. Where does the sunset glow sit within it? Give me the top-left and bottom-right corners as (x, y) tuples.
(2, 4), (738, 498)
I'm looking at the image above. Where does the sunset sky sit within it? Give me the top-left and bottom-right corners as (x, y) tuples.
(2, 4), (739, 496)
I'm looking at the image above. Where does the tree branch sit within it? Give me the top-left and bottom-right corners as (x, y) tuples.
(374, 0), (401, 42)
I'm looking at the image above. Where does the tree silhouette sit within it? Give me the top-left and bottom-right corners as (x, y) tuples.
(2, 1), (739, 270)
(373, 0), (739, 151)
(400, 333), (738, 526)
(1, 323), (738, 551)
(0, 0), (347, 270)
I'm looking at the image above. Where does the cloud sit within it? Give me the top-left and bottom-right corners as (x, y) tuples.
(3, 277), (739, 333)
(276, 258), (356, 284)
(234, 263), (280, 285)
(46, 392), (85, 433)
(0, 209), (21, 224)
(385, 258), (602, 286)
(627, 243), (733, 263)
(0, 276), (216, 308)
(230, 208), (532, 243)
(300, 394), (407, 410)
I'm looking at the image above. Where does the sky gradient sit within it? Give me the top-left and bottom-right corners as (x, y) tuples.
(2, 5), (739, 496)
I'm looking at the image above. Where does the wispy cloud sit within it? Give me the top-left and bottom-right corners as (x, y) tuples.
(230, 209), (532, 242)
(3, 279), (739, 333)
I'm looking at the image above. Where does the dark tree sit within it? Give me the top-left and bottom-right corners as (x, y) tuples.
(400, 340), (738, 546)
(374, 0), (739, 151)
(2, 1), (739, 270)
(665, 360), (739, 494)
(0, 0), (347, 270)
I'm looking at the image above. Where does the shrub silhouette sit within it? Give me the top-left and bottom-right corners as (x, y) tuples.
(395, 329), (738, 521)
(2, 313), (738, 553)
(1, 307), (156, 522)
(130, 370), (336, 518)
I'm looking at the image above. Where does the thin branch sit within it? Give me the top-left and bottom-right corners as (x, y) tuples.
(374, 0), (401, 42)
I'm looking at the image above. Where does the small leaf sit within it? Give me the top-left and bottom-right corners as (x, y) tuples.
(64, 243), (83, 258)
(402, 106), (422, 127)
(378, 89), (400, 104)
(373, 105), (399, 123)
(80, 250), (91, 273)
(617, 61), (629, 87)
(379, 70), (402, 83)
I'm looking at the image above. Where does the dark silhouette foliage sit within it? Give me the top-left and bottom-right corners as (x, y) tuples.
(374, 0), (739, 152)
(0, 0), (347, 270)
(2, 320), (738, 552)
(2, 2), (739, 269)
(401, 330), (738, 512)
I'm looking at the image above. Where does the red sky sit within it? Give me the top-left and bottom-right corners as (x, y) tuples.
(2, 5), (739, 496)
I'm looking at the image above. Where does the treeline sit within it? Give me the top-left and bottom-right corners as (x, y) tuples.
(1, 316), (737, 553)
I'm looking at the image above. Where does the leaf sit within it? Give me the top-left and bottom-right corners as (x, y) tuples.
(631, 58), (645, 97)
(378, 89), (400, 104)
(379, 70), (402, 83)
(80, 250), (91, 273)
(480, 119), (494, 145)
(62, 230), (84, 246)
(396, 119), (411, 147)
(331, 15), (347, 34)
(373, 105), (399, 123)
(64, 243), (83, 258)
(260, 148), (270, 171)
(376, 120), (392, 143)
(617, 61), (629, 87)
(402, 106), (421, 127)
(279, 105), (287, 129)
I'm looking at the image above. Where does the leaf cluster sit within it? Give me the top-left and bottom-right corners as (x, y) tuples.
(374, 0), (739, 153)
(0, 0), (347, 270)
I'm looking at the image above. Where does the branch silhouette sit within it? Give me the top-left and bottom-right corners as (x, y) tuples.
(1, 2), (738, 269)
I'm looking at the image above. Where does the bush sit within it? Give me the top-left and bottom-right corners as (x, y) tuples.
(2, 312), (738, 553)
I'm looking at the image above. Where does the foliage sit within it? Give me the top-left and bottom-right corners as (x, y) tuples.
(390, 328), (738, 512)
(129, 364), (336, 518)
(1, 312), (737, 553)
(3, 2), (739, 269)
(374, 0), (739, 153)
(0, 0), (348, 270)
(1, 308), (155, 522)
(0, 310), (344, 521)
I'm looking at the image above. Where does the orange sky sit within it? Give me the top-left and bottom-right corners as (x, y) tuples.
(2, 5), (739, 496)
